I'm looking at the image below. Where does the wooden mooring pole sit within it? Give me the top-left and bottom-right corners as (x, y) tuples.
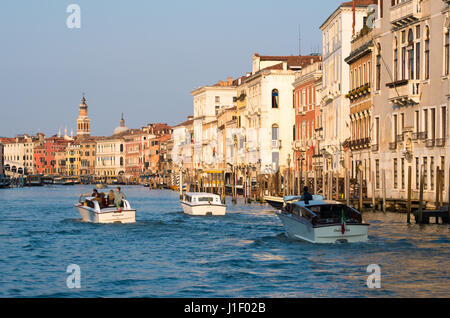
(346, 169), (350, 206)
(382, 169), (386, 214)
(407, 165), (412, 224)
(418, 165), (424, 224)
(359, 169), (363, 213)
(372, 171), (376, 212)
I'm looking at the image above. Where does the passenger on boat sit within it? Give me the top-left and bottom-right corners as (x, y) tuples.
(114, 187), (126, 208)
(301, 186), (313, 204)
(92, 192), (107, 209)
(107, 190), (115, 206)
(92, 189), (98, 197)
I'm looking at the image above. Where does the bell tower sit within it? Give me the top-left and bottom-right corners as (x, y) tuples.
(77, 94), (91, 138)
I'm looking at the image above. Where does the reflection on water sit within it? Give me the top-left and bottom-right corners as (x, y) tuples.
(0, 185), (449, 297)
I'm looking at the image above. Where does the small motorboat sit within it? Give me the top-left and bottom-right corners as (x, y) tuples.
(0, 175), (10, 188)
(74, 193), (136, 224)
(96, 183), (108, 189)
(54, 177), (75, 185)
(276, 197), (369, 243)
(180, 192), (226, 216)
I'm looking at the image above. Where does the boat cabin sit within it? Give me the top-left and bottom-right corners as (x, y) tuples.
(285, 201), (363, 226)
(182, 193), (222, 205)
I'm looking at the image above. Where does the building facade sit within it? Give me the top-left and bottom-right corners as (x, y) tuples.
(293, 59), (323, 177)
(371, 0), (449, 202)
(320, 0), (376, 176)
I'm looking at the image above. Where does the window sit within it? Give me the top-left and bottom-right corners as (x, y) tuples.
(430, 157), (435, 190)
(215, 96), (220, 103)
(442, 106), (447, 139)
(271, 125), (279, 141)
(431, 108), (436, 140)
(423, 157), (428, 190)
(416, 42), (421, 80)
(402, 47), (406, 80)
(394, 38), (398, 81)
(401, 158), (405, 190)
(376, 44), (381, 90)
(272, 89), (279, 108)
(425, 26), (430, 80)
(376, 159), (380, 189)
(394, 158), (398, 189)
(408, 29), (414, 79)
(445, 30), (449, 76)
(393, 114), (398, 141)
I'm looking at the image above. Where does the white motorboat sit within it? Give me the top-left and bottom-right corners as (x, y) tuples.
(180, 192), (226, 216)
(74, 193), (136, 224)
(276, 198), (369, 243)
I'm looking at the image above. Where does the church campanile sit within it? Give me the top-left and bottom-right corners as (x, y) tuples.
(76, 95), (91, 138)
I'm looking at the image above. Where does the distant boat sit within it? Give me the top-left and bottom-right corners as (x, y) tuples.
(180, 192), (226, 216)
(96, 184), (108, 189)
(0, 175), (10, 189)
(54, 177), (75, 185)
(41, 176), (54, 184)
(27, 175), (43, 186)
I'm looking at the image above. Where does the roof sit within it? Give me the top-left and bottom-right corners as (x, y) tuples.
(174, 119), (194, 128)
(254, 54), (322, 71)
(320, 0), (377, 30)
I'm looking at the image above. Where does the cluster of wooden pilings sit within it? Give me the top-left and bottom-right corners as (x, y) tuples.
(175, 165), (450, 224)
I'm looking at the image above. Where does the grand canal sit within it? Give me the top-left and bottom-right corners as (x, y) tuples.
(0, 185), (449, 297)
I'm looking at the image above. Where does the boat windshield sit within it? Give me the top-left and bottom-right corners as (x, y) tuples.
(308, 204), (361, 224)
(198, 197), (215, 202)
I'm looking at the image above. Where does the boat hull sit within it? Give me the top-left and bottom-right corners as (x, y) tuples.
(264, 196), (284, 210)
(181, 202), (226, 216)
(75, 205), (136, 224)
(277, 213), (369, 243)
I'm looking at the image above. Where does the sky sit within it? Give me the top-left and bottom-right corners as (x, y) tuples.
(0, 0), (343, 137)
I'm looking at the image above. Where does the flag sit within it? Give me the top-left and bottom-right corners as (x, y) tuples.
(341, 210), (346, 234)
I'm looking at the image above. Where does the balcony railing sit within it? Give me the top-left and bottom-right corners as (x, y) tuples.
(388, 80), (420, 106)
(396, 134), (405, 143)
(390, 0), (421, 29)
(418, 132), (427, 140)
(389, 142), (397, 150)
(425, 139), (435, 148)
(272, 140), (281, 149)
(436, 138), (446, 147)
(372, 144), (379, 152)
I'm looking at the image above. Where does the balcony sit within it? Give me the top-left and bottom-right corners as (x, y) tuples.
(390, 0), (422, 29)
(387, 80), (420, 106)
(350, 138), (371, 150)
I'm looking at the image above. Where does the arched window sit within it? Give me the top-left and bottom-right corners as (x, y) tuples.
(272, 89), (279, 108)
(271, 124), (279, 141)
(120, 157), (124, 166)
(120, 144), (124, 153)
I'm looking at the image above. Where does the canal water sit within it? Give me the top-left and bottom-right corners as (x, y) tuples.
(0, 185), (449, 297)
